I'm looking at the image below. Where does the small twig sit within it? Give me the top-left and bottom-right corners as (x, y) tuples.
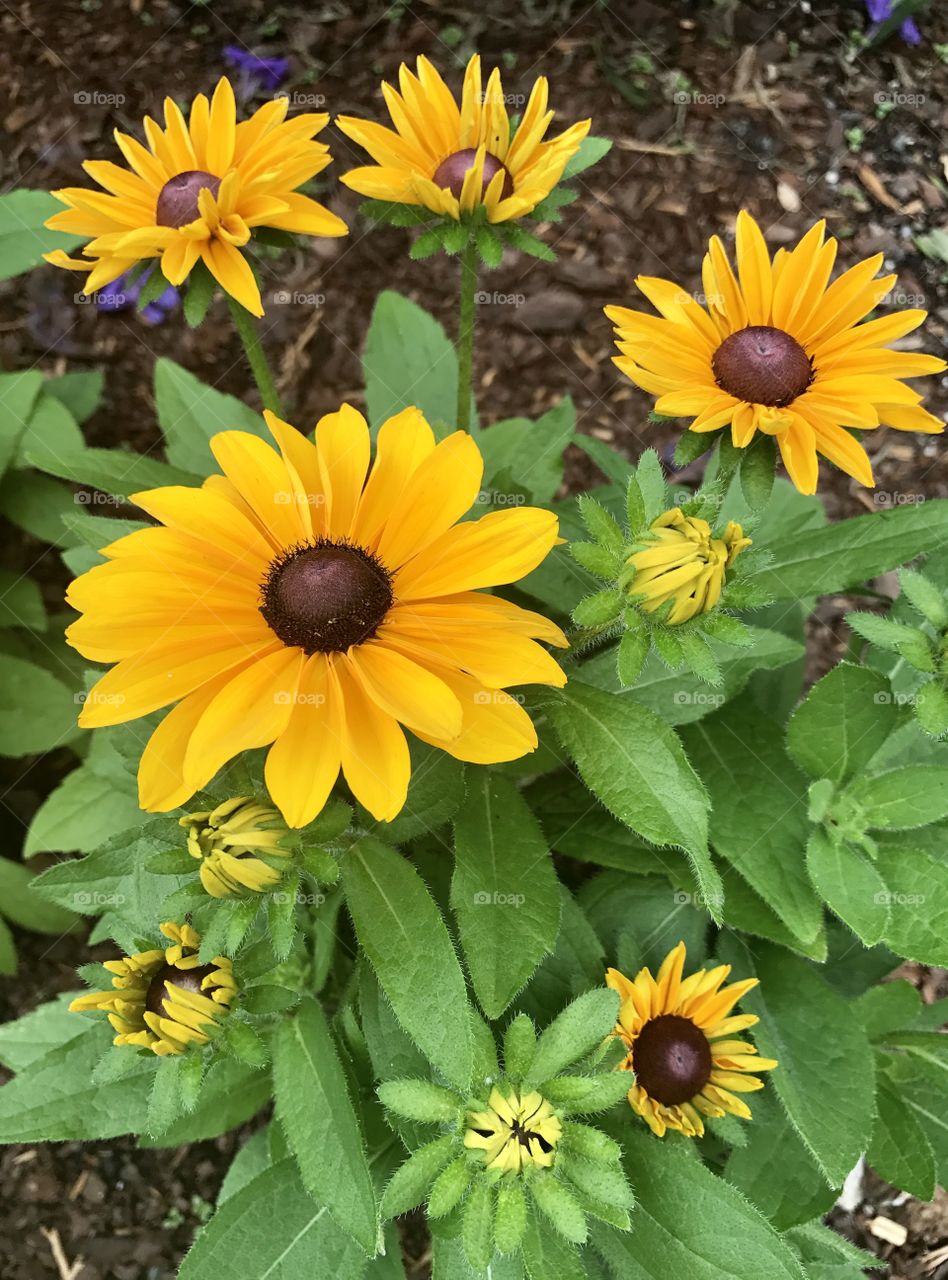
(40, 1227), (84, 1280)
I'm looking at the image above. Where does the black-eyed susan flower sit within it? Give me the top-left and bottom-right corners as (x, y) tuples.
(463, 1086), (562, 1172)
(626, 507), (751, 625)
(44, 77), (347, 317)
(606, 211), (946, 494)
(336, 54), (590, 225)
(70, 921), (236, 1056)
(180, 796), (291, 897)
(606, 942), (777, 1139)
(66, 406), (567, 829)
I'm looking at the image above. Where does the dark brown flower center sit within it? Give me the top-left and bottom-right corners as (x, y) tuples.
(260, 540), (394, 655)
(632, 1014), (712, 1106)
(156, 169), (221, 228)
(145, 963), (217, 1019)
(712, 325), (813, 407)
(432, 148), (514, 201)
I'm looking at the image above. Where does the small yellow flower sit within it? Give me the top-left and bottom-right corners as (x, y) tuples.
(180, 795), (291, 898)
(44, 77), (347, 317)
(337, 54), (589, 224)
(607, 942), (777, 1139)
(606, 211), (946, 495)
(70, 921), (237, 1056)
(626, 507), (750, 625)
(464, 1086), (562, 1172)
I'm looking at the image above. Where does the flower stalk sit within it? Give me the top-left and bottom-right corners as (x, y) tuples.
(227, 296), (284, 416)
(457, 237), (478, 432)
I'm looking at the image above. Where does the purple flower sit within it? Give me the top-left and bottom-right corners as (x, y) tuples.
(865, 0), (923, 44)
(95, 266), (179, 325)
(223, 46), (290, 94)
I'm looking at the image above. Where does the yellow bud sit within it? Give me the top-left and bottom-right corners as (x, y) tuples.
(626, 507), (750, 625)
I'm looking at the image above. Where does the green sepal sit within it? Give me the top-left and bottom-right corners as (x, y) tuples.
(538, 1073), (632, 1116)
(899, 567), (948, 629)
(135, 265), (173, 313)
(572, 589), (624, 628)
(529, 1174), (587, 1244)
(299, 843), (340, 883)
(677, 630), (722, 686)
(494, 1179), (528, 1254)
(673, 430), (713, 468)
(847, 612), (936, 672)
(428, 1157), (473, 1218)
(266, 869), (300, 960)
(410, 230), (444, 261)
(616, 628), (649, 687)
(222, 1018), (268, 1068)
(699, 613), (754, 646)
(360, 199), (433, 227)
(503, 1014), (537, 1083)
(559, 1121), (622, 1164)
(651, 627), (684, 668)
(463, 1177), (496, 1272)
(183, 259), (216, 328)
(146, 1055), (183, 1137)
(178, 1049), (204, 1111)
(569, 540), (620, 579)
(499, 223), (556, 262)
(378, 1079), (463, 1123)
(382, 1134), (456, 1218)
(475, 223), (504, 268)
(562, 1156), (634, 1213)
(577, 495), (625, 553)
(915, 680), (948, 738)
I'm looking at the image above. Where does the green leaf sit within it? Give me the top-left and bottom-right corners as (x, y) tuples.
(739, 435), (776, 510)
(364, 740), (465, 844)
(0, 189), (83, 281)
(27, 445), (196, 500)
(178, 1160), (368, 1280)
(805, 829), (888, 945)
(0, 858), (80, 934)
(0, 654), (79, 755)
(718, 937), (875, 1186)
(0, 994), (83, 1072)
(596, 1126), (807, 1279)
(754, 499), (948, 600)
(524, 989), (619, 1087)
(452, 773), (562, 1019)
(342, 837), (473, 1091)
(183, 260), (216, 327)
(25, 762), (141, 857)
(0, 568), (46, 629)
(363, 290), (473, 435)
(0, 470), (76, 546)
(522, 1210), (586, 1280)
(543, 681), (722, 921)
(479, 399), (576, 505)
(273, 996), (378, 1254)
(154, 358), (266, 475)
(899, 567), (948, 628)
(786, 663), (896, 784)
(845, 765), (948, 829)
(724, 1091), (836, 1231)
(915, 680), (948, 738)
(786, 1222), (882, 1278)
(138, 1057), (269, 1147)
(562, 136), (612, 179)
(0, 370), (43, 479)
(875, 842), (948, 965)
(847, 612), (935, 671)
(45, 370), (103, 424)
(868, 1075), (936, 1199)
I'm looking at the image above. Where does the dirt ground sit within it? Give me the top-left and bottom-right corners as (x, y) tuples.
(1, 0), (947, 1275)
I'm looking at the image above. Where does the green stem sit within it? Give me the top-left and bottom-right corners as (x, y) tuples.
(456, 238), (478, 433)
(227, 296), (284, 416)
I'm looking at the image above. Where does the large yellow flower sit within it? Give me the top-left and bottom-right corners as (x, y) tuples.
(44, 77), (347, 317)
(66, 407), (567, 828)
(606, 942), (777, 1139)
(337, 54), (590, 223)
(70, 921), (236, 1056)
(606, 211), (945, 494)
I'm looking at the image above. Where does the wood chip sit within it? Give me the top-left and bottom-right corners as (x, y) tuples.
(869, 1216), (909, 1247)
(858, 164), (905, 213)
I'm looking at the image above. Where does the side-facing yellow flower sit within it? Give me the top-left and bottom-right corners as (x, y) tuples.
(337, 54), (589, 224)
(464, 1086), (562, 1172)
(44, 76), (347, 317)
(70, 921), (236, 1056)
(606, 942), (777, 1139)
(606, 211), (946, 494)
(626, 507), (750, 625)
(66, 406), (567, 828)
(180, 795), (291, 897)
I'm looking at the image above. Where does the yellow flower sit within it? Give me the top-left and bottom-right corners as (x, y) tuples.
(626, 507), (750, 625)
(43, 77), (347, 317)
(464, 1085), (562, 1172)
(69, 921), (236, 1056)
(606, 211), (946, 495)
(606, 942), (777, 1139)
(337, 54), (589, 224)
(180, 795), (291, 897)
(66, 406), (567, 828)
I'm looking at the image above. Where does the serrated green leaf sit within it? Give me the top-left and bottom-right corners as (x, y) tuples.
(848, 612), (935, 671)
(845, 765), (948, 829)
(868, 1075), (936, 1199)
(805, 829), (888, 946)
(915, 679), (948, 737)
(899, 567), (948, 629)
(273, 997), (378, 1254)
(786, 663), (896, 784)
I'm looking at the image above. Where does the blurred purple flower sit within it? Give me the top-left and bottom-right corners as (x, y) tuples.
(865, 0), (922, 44)
(95, 267), (179, 325)
(223, 46), (290, 95)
